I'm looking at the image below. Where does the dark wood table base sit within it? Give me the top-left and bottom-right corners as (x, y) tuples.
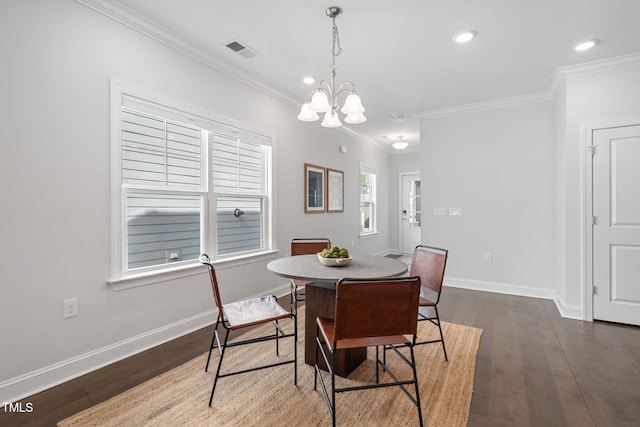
(304, 281), (367, 377)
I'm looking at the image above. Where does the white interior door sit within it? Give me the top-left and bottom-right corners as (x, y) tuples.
(592, 124), (640, 326)
(401, 174), (421, 254)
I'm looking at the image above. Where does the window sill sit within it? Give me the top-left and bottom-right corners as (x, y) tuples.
(109, 249), (279, 291)
(359, 232), (379, 239)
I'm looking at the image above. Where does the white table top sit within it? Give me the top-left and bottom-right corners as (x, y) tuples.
(267, 254), (408, 282)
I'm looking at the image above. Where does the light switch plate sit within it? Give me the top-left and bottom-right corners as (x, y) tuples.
(449, 207), (463, 216)
(433, 207), (446, 216)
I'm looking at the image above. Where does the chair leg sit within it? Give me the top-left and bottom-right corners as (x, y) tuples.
(205, 316), (222, 372)
(409, 344), (424, 427)
(375, 346), (380, 383)
(434, 306), (448, 362)
(275, 320), (280, 356)
(416, 306), (449, 362)
(313, 325), (319, 391)
(331, 350), (337, 427)
(209, 328), (230, 407)
(290, 281), (297, 315)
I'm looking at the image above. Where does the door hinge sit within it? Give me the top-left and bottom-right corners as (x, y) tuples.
(592, 216), (597, 226)
(593, 285), (598, 295)
(588, 145), (596, 156)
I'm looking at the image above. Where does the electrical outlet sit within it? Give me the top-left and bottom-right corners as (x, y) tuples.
(484, 252), (493, 262)
(63, 298), (79, 319)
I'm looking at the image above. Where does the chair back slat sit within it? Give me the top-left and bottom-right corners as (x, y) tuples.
(333, 276), (421, 341)
(200, 254), (225, 317)
(410, 245), (448, 298)
(291, 238), (331, 256)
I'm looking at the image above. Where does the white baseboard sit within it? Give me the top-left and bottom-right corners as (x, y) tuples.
(552, 297), (584, 320)
(445, 277), (557, 299)
(444, 277), (584, 320)
(0, 283), (290, 403)
(0, 309), (215, 403)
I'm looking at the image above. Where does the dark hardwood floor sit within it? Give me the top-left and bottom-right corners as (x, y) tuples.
(2, 287), (639, 426)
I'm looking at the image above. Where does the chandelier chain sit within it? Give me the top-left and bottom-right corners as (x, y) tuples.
(331, 18), (342, 72)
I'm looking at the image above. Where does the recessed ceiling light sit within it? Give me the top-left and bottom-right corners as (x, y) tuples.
(574, 39), (598, 51)
(303, 76), (315, 84)
(453, 30), (477, 43)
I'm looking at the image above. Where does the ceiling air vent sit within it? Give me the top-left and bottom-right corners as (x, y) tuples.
(225, 40), (256, 59)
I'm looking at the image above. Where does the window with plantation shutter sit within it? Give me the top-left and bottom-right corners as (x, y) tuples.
(120, 109), (205, 270)
(122, 110), (202, 189)
(211, 132), (267, 255)
(111, 83), (273, 282)
(211, 132), (263, 194)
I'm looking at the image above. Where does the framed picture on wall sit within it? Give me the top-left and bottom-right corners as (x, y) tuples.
(304, 163), (326, 213)
(326, 168), (344, 213)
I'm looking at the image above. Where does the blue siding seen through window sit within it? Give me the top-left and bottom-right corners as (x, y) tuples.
(126, 193), (201, 270)
(216, 197), (262, 255)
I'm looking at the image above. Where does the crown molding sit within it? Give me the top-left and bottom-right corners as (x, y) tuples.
(75, 0), (386, 148)
(76, 1), (640, 141)
(414, 91), (554, 120)
(75, 0), (299, 109)
(548, 52), (640, 97)
(415, 52), (640, 120)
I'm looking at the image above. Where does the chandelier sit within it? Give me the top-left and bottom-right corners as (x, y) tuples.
(392, 135), (408, 150)
(297, 6), (366, 128)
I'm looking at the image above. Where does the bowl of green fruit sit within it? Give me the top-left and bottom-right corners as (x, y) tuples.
(317, 246), (352, 266)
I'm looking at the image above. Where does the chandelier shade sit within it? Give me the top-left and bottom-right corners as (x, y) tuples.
(340, 93), (365, 114)
(297, 103), (320, 121)
(344, 113), (366, 124)
(321, 111), (342, 127)
(308, 90), (331, 112)
(297, 6), (366, 128)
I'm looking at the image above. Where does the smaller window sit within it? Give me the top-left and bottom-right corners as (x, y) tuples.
(210, 132), (269, 257)
(359, 167), (376, 235)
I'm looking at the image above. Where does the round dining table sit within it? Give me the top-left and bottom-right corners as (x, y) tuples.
(266, 253), (408, 282)
(267, 253), (409, 377)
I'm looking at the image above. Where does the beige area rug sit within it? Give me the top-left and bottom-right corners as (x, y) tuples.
(59, 307), (482, 427)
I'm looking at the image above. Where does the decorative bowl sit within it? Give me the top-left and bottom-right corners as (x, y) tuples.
(317, 253), (352, 267)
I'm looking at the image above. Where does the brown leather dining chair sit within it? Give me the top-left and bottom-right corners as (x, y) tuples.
(199, 254), (297, 407)
(290, 238), (331, 314)
(314, 275), (424, 427)
(409, 245), (449, 361)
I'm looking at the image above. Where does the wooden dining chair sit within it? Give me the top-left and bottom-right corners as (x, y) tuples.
(314, 275), (424, 427)
(290, 238), (331, 313)
(409, 245), (449, 361)
(199, 254), (297, 407)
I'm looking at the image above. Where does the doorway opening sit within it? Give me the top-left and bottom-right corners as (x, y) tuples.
(399, 172), (421, 254)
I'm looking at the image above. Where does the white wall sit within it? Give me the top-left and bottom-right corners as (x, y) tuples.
(420, 102), (557, 297)
(0, 0), (390, 401)
(417, 62), (640, 319)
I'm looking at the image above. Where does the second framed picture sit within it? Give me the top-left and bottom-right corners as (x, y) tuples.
(326, 168), (344, 212)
